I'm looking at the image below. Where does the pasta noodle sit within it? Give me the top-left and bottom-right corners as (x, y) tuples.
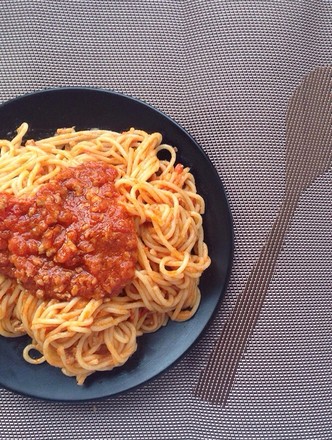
(0, 123), (210, 384)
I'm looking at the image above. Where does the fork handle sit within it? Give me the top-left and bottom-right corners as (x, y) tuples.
(195, 197), (297, 405)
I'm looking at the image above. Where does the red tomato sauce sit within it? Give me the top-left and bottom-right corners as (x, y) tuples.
(0, 162), (138, 300)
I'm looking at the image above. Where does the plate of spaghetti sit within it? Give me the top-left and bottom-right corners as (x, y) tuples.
(0, 89), (232, 401)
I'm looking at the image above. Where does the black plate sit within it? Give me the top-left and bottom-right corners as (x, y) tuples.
(0, 88), (232, 402)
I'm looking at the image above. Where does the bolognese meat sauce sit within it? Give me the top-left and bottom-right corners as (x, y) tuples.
(0, 162), (138, 300)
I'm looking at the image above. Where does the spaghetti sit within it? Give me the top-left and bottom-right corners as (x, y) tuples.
(0, 123), (210, 384)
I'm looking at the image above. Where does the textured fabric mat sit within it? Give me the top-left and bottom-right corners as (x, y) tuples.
(1, 1), (332, 439)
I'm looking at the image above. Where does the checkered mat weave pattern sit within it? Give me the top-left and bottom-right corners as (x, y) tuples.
(1, 1), (331, 439)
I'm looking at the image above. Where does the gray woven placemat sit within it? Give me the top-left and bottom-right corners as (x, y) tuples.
(1, 1), (331, 439)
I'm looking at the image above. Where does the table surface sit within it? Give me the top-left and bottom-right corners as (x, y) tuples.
(1, 1), (331, 439)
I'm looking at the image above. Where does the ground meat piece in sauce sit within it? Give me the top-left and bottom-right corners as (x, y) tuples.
(0, 162), (138, 300)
